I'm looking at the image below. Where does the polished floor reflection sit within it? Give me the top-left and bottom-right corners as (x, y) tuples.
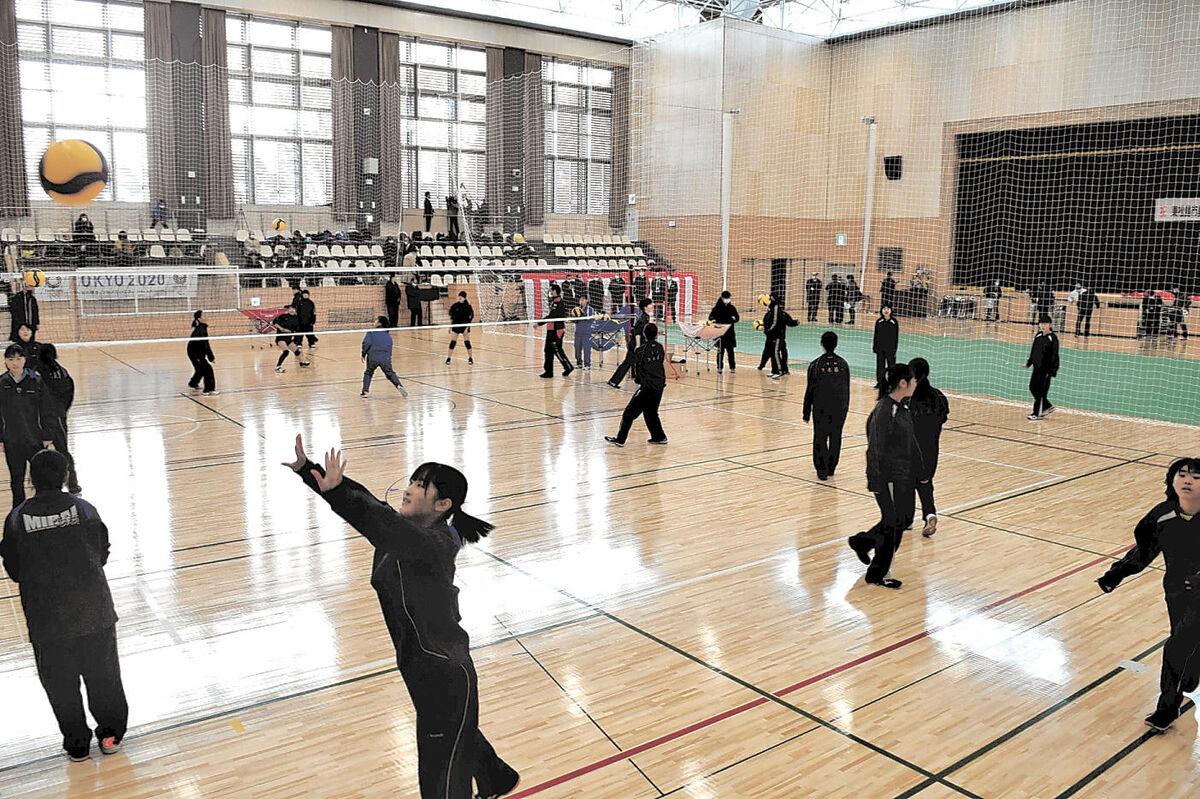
(0, 325), (1195, 798)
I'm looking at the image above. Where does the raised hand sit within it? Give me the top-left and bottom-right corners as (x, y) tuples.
(282, 433), (306, 472)
(313, 447), (346, 492)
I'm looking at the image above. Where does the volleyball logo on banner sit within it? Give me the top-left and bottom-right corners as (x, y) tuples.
(1154, 199), (1200, 221)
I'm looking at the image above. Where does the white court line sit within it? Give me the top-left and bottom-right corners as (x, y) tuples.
(164, 420), (204, 441)
(939, 475), (1064, 515)
(939, 450), (1064, 478)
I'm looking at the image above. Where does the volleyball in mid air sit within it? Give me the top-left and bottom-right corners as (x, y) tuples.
(272, 218), (288, 232)
(758, 294), (771, 307)
(39, 140), (108, 207)
(23, 270), (46, 288)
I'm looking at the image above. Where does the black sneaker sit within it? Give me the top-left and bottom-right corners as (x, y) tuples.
(468, 357), (474, 364)
(604, 436), (625, 447)
(865, 576), (903, 589)
(817, 472), (828, 481)
(648, 438), (668, 445)
(848, 536), (872, 565)
(563, 365), (575, 377)
(445, 357), (451, 364)
(475, 763), (520, 798)
(606, 380), (619, 388)
(66, 745), (89, 762)
(1145, 707), (1178, 733)
(539, 372), (553, 379)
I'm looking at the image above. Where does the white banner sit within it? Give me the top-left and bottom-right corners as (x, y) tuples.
(1154, 199), (1200, 222)
(27, 272), (200, 302)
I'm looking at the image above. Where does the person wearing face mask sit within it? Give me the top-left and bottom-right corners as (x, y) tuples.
(285, 437), (520, 798)
(1097, 458), (1200, 734)
(0, 343), (53, 505)
(707, 291), (740, 374)
(847, 363), (923, 589)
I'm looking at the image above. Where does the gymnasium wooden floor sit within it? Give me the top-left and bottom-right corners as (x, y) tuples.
(0, 323), (1195, 798)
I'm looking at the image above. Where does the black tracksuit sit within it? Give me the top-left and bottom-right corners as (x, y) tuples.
(826, 280), (845, 324)
(803, 351), (850, 478)
(540, 297), (571, 375)
(758, 303), (797, 374)
(0, 491), (127, 754)
(406, 282), (424, 327)
(707, 300), (739, 371)
(0, 368), (51, 505)
(873, 316), (899, 387)
(880, 278), (897, 314)
(632, 273), (649, 304)
(805, 278), (822, 323)
(385, 280), (403, 328)
(908, 379), (949, 520)
(293, 463), (514, 798)
(10, 289), (39, 342)
(294, 297), (318, 347)
(850, 396), (923, 582)
(614, 340), (667, 444)
(1099, 502), (1200, 718)
(40, 361), (79, 493)
(1168, 296), (1191, 340)
(449, 300), (475, 333)
(846, 280), (863, 324)
(187, 322), (216, 393)
(1025, 330), (1059, 416)
(1075, 288), (1100, 336)
(666, 279), (678, 322)
(607, 277), (626, 313)
(609, 311), (649, 386)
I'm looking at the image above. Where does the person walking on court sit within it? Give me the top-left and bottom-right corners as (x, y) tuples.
(0, 343), (53, 505)
(708, 290), (739, 374)
(10, 282), (38, 343)
(1024, 312), (1059, 420)
(186, 310), (218, 396)
(605, 323), (668, 447)
(1069, 280), (1100, 337)
(873, 303), (899, 389)
(406, 274), (424, 327)
(608, 298), (652, 387)
(361, 316), (408, 398)
(803, 331), (850, 481)
(537, 284), (573, 379)
(0, 449), (127, 762)
(758, 294), (797, 378)
(805, 272), (823, 323)
(573, 294), (593, 369)
(37, 344), (80, 494)
(271, 310), (307, 373)
(293, 289), (318, 349)
(423, 191), (434, 233)
(284, 437), (519, 798)
(848, 363), (922, 589)
(846, 275), (863, 325)
(385, 273), (403, 328)
(1096, 457), (1200, 733)
(907, 357), (948, 536)
(446, 291), (475, 365)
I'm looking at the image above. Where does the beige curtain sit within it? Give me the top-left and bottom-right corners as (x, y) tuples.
(331, 26), (357, 221)
(0, 0), (27, 215)
(609, 66), (630, 231)
(378, 32), (402, 223)
(143, 1), (176, 206)
(484, 47), (504, 224)
(522, 53), (544, 227)
(201, 8), (233, 219)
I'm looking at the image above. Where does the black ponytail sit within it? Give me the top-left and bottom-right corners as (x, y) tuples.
(192, 309), (203, 328)
(451, 509), (495, 544)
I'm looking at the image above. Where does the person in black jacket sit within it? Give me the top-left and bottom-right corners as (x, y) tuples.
(446, 291), (475, 365)
(284, 436), (519, 798)
(650, 274), (667, 320)
(1071, 281), (1100, 337)
(385, 274), (403, 328)
(0, 343), (53, 505)
(1024, 313), (1059, 420)
(1166, 285), (1191, 341)
(10, 284), (39, 343)
(0, 449), (127, 761)
(907, 357), (948, 536)
(1139, 287), (1165, 341)
(38, 344), (80, 494)
(607, 274), (626, 314)
(605, 323), (667, 446)
(848, 363), (922, 589)
(293, 290), (318, 349)
(186, 310), (218, 396)
(880, 272), (897, 315)
(15, 324), (42, 373)
(846, 275), (863, 325)
(803, 331), (850, 481)
(1097, 457), (1200, 733)
(826, 275), (845, 325)
(423, 191), (434, 233)
(872, 303), (899, 389)
(666, 277), (679, 323)
(708, 291), (739, 374)
(406, 275), (424, 327)
(537, 285), (573, 379)
(568, 273), (587, 310)
(758, 294), (798, 378)
(805, 273), (823, 323)
(608, 298), (652, 387)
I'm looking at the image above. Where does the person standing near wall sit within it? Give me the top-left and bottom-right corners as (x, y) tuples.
(872, 303), (899, 390)
(406, 275), (424, 327)
(423, 192), (434, 234)
(707, 291), (739, 374)
(385, 274), (403, 328)
(805, 272), (823, 324)
(1024, 312), (1059, 420)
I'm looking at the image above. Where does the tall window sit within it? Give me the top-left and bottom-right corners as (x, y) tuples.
(16, 0), (147, 203)
(393, 39), (487, 209)
(543, 58), (612, 215)
(226, 15), (332, 205)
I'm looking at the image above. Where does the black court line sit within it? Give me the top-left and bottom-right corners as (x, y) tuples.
(0, 609), (605, 775)
(96, 348), (146, 375)
(947, 423), (1168, 463)
(482, 550), (982, 799)
(950, 455), (1149, 515)
(954, 418), (1185, 460)
(945, 513), (1164, 572)
(180, 392), (249, 432)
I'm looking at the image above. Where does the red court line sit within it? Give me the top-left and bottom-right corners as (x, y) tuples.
(508, 545), (1131, 798)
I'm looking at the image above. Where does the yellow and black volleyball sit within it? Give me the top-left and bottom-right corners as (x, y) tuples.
(39, 140), (108, 206)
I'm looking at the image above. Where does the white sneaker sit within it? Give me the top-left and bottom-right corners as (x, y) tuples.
(202, 390), (220, 396)
(396, 383), (408, 398)
(922, 514), (938, 537)
(1026, 413), (1042, 421)
(1042, 405), (1056, 416)
(275, 366), (286, 373)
